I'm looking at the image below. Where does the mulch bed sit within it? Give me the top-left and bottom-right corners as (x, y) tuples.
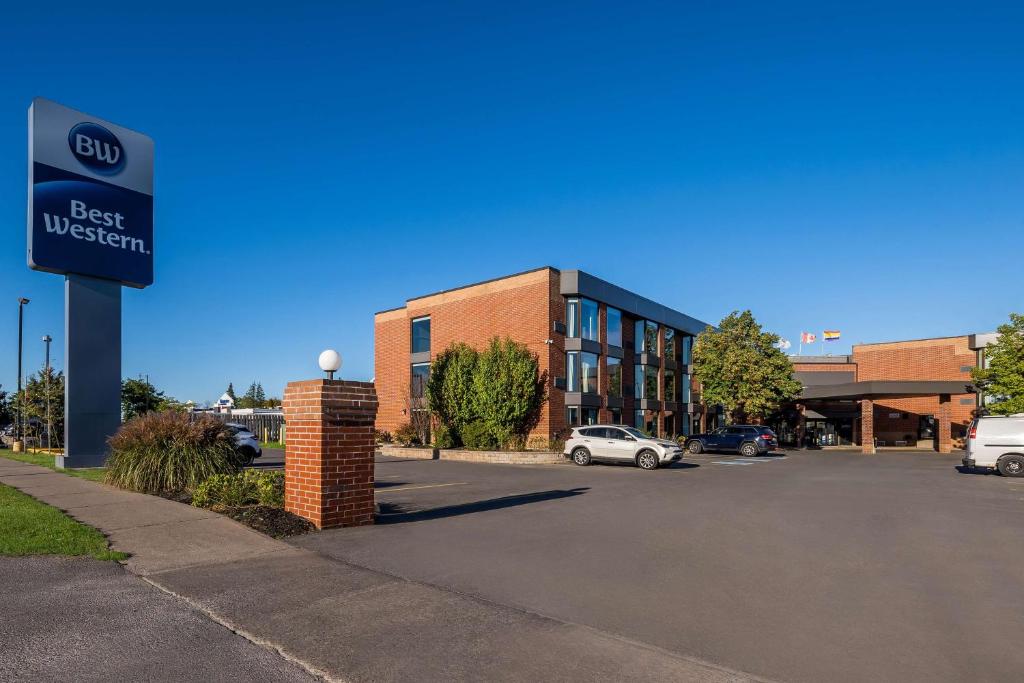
(212, 505), (315, 538)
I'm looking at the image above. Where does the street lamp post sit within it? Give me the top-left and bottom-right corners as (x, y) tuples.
(16, 298), (29, 445)
(318, 349), (342, 380)
(42, 335), (52, 449)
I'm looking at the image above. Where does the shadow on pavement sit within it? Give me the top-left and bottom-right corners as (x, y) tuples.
(373, 481), (409, 488)
(376, 487), (590, 524)
(955, 465), (997, 476)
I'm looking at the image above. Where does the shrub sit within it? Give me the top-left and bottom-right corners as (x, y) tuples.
(461, 421), (498, 450)
(473, 338), (545, 446)
(426, 343), (479, 432)
(106, 412), (240, 493)
(374, 429), (392, 444)
(526, 435), (549, 451)
(192, 470), (284, 509)
(393, 422), (420, 446)
(433, 423), (458, 449)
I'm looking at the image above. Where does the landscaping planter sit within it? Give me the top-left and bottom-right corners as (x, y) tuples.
(377, 445), (438, 460)
(438, 449), (566, 465)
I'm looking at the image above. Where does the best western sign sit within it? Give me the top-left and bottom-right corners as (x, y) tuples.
(28, 98), (154, 288)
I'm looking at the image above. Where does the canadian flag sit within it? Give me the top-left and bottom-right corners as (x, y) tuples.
(801, 332), (816, 344)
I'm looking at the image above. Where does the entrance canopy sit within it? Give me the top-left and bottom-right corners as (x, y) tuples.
(800, 380), (974, 401)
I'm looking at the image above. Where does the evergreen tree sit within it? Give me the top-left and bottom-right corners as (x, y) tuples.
(122, 378), (167, 420)
(225, 382), (237, 403)
(255, 382), (267, 407)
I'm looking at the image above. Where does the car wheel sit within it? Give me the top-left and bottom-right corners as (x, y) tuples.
(740, 442), (758, 457)
(998, 454), (1024, 477)
(688, 440), (703, 454)
(238, 447), (256, 467)
(571, 447), (592, 466)
(636, 450), (659, 470)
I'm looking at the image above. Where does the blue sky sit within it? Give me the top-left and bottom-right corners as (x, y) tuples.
(1, 1), (1021, 404)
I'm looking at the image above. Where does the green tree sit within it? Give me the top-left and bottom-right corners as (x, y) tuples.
(472, 337), (545, 447)
(237, 381), (266, 409)
(426, 343), (480, 438)
(972, 313), (1024, 415)
(692, 310), (801, 423)
(225, 382), (237, 403)
(122, 378), (166, 420)
(255, 382), (267, 407)
(13, 368), (65, 444)
(0, 385), (11, 428)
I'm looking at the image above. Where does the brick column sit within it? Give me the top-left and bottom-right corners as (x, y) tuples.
(282, 379), (377, 529)
(861, 399), (875, 454)
(937, 394), (952, 454)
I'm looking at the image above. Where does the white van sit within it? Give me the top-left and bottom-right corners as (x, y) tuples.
(963, 415), (1024, 476)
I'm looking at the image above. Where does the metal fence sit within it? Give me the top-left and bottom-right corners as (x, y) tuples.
(204, 412), (285, 442)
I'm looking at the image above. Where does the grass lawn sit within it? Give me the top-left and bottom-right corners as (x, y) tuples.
(260, 441), (285, 450)
(1, 450), (107, 482)
(0, 484), (127, 560)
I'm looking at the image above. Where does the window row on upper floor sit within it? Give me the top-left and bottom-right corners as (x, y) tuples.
(565, 297), (692, 362)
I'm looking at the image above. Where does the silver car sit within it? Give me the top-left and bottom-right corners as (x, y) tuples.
(564, 424), (684, 470)
(225, 423), (263, 466)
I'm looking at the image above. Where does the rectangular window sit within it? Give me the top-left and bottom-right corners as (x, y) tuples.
(566, 298), (580, 338)
(646, 411), (658, 436)
(635, 319), (644, 352)
(681, 415), (691, 436)
(645, 321), (659, 355)
(634, 409), (644, 430)
(664, 414), (675, 437)
(645, 365), (659, 399)
(634, 364), (644, 398)
(581, 298), (598, 341)
(664, 369), (676, 402)
(411, 363), (430, 398)
(581, 352), (599, 394)
(664, 328), (676, 359)
(566, 351), (579, 392)
(411, 317), (431, 354)
(583, 407), (599, 425)
(681, 374), (691, 403)
(607, 357), (622, 397)
(607, 307), (622, 347)
(567, 406), (580, 426)
(609, 407), (622, 424)
(682, 335), (692, 365)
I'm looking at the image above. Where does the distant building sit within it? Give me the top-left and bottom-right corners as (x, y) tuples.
(782, 333), (994, 453)
(215, 392), (235, 413)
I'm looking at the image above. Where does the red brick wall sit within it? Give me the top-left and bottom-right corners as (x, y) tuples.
(374, 268), (559, 440)
(282, 379), (377, 529)
(853, 336), (976, 438)
(792, 362), (857, 375)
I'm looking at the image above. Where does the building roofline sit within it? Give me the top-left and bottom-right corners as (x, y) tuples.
(853, 333), (978, 348)
(374, 266), (559, 316)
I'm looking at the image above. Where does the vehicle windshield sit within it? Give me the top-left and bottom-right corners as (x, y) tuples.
(623, 427), (647, 439)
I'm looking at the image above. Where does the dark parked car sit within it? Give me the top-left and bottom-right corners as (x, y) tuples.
(684, 426), (778, 456)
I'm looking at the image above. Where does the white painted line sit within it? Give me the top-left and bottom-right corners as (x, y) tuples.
(711, 461), (752, 466)
(376, 482), (468, 493)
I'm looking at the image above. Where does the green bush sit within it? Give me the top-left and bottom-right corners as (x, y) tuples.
(374, 429), (392, 444)
(105, 412), (240, 493)
(472, 338), (544, 447)
(426, 343), (479, 432)
(433, 423), (458, 449)
(192, 470), (284, 509)
(461, 421), (498, 450)
(393, 422), (420, 446)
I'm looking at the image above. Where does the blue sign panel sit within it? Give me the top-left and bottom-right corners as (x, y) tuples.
(29, 98), (154, 288)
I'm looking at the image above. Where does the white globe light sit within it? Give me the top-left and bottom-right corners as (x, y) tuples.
(318, 349), (342, 374)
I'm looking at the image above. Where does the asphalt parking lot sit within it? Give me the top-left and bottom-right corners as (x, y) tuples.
(294, 450), (1024, 683)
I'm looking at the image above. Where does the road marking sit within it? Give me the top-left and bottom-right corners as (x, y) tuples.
(376, 482), (468, 493)
(711, 461), (753, 466)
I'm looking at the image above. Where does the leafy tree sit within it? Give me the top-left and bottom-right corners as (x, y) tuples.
(13, 368), (65, 444)
(425, 343), (479, 438)
(472, 337), (545, 447)
(0, 385), (11, 428)
(972, 313), (1024, 415)
(122, 378), (167, 420)
(692, 310), (801, 423)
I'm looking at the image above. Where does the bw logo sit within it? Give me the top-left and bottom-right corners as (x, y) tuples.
(68, 122), (125, 175)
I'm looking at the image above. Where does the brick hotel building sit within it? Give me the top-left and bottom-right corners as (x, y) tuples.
(374, 267), (714, 442)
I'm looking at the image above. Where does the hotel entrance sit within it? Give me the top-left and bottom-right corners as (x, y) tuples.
(804, 416), (855, 447)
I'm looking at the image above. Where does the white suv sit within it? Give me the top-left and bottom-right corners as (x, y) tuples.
(963, 415), (1024, 477)
(564, 425), (684, 470)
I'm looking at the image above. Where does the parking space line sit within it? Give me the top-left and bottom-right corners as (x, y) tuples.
(711, 461), (753, 466)
(376, 482), (468, 493)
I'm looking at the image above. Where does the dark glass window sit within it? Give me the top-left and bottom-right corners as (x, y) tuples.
(411, 363), (430, 398)
(566, 351), (579, 392)
(581, 352), (599, 394)
(645, 365), (658, 399)
(645, 321), (659, 355)
(567, 406), (580, 426)
(634, 365), (644, 399)
(566, 298), (580, 338)
(583, 407), (599, 425)
(664, 369), (676, 402)
(411, 317), (431, 354)
(681, 374), (691, 403)
(682, 335), (693, 364)
(607, 357), (622, 398)
(581, 299), (598, 341)
(664, 328), (676, 358)
(607, 307), (622, 347)
(634, 320), (644, 351)
(609, 407), (622, 424)
(634, 409), (644, 430)
(664, 414), (675, 436)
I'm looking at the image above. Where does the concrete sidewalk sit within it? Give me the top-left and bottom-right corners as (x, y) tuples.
(0, 456), (765, 682)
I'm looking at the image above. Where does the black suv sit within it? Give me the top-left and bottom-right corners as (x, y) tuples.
(684, 426), (778, 456)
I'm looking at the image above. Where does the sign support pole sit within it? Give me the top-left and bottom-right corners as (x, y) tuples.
(56, 274), (121, 469)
